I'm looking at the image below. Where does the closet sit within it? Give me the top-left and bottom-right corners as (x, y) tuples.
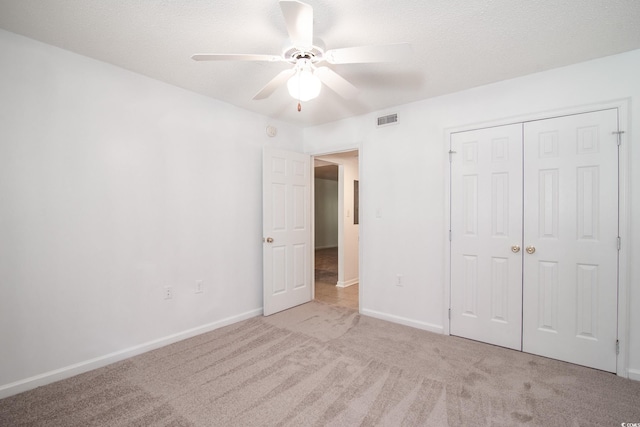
(449, 109), (619, 372)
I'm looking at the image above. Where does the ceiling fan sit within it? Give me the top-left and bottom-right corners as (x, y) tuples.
(192, 0), (411, 108)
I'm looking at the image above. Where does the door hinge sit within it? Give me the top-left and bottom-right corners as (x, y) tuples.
(449, 230), (452, 242)
(448, 308), (451, 320)
(612, 131), (625, 146)
(617, 236), (622, 251)
(616, 339), (620, 355)
(448, 150), (456, 162)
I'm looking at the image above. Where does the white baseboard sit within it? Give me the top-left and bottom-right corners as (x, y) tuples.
(336, 278), (358, 288)
(628, 368), (640, 381)
(0, 308), (263, 399)
(361, 308), (444, 334)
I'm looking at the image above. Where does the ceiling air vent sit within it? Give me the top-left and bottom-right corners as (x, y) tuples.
(377, 113), (398, 127)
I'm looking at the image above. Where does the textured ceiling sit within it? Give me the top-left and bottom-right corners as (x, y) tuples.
(1, 0), (640, 127)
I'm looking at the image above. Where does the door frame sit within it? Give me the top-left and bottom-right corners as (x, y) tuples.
(309, 147), (362, 313)
(443, 99), (631, 378)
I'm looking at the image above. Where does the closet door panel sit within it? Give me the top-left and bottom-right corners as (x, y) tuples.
(450, 124), (523, 350)
(522, 109), (619, 372)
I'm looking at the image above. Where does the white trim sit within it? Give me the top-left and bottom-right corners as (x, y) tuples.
(310, 144), (362, 313)
(337, 164), (345, 286)
(443, 128), (452, 336)
(358, 142), (364, 315)
(617, 100), (631, 379)
(443, 99), (631, 378)
(336, 278), (359, 288)
(628, 369), (640, 382)
(445, 99), (630, 135)
(307, 146), (360, 157)
(311, 163), (316, 302)
(362, 309), (444, 334)
(0, 308), (262, 399)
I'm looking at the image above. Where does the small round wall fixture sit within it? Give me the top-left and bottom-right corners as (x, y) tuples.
(266, 125), (278, 137)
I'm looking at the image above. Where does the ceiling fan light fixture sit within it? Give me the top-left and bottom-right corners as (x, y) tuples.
(192, 1), (410, 103)
(287, 63), (321, 101)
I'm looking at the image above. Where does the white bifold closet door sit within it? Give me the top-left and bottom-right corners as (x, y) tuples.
(521, 110), (619, 372)
(450, 109), (619, 372)
(450, 123), (524, 351)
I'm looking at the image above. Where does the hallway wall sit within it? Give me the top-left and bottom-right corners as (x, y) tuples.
(314, 177), (338, 249)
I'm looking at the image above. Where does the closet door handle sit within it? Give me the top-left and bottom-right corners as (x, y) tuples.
(511, 245), (521, 253)
(526, 246), (536, 254)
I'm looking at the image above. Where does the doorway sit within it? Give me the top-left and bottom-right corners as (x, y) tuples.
(313, 150), (359, 310)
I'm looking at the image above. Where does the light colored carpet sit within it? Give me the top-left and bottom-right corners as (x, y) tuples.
(1, 301), (639, 426)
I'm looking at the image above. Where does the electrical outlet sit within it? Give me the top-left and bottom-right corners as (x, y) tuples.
(195, 280), (204, 294)
(396, 274), (403, 287)
(164, 286), (173, 300)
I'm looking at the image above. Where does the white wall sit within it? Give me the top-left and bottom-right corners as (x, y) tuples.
(335, 157), (359, 287)
(304, 49), (640, 379)
(0, 29), (303, 397)
(314, 178), (338, 249)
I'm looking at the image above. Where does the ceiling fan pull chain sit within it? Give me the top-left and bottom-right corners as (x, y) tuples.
(297, 71), (302, 111)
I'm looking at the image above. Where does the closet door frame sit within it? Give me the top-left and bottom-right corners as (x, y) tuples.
(443, 99), (631, 378)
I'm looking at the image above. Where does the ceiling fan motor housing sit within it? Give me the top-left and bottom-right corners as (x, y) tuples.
(281, 38), (326, 64)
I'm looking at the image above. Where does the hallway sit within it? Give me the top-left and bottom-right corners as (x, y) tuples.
(314, 247), (358, 310)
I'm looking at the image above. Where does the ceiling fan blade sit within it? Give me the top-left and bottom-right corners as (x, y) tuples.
(324, 43), (412, 64)
(279, 0), (313, 49)
(314, 67), (359, 99)
(253, 68), (297, 100)
(191, 54), (282, 62)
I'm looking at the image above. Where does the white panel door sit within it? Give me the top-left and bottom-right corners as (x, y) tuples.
(522, 109), (619, 372)
(263, 147), (312, 316)
(450, 124), (524, 350)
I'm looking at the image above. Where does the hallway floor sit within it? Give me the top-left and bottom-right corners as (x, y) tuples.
(314, 247), (358, 310)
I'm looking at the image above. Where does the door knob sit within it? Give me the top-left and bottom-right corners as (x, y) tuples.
(511, 245), (521, 253)
(265, 237), (274, 243)
(526, 246), (536, 254)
